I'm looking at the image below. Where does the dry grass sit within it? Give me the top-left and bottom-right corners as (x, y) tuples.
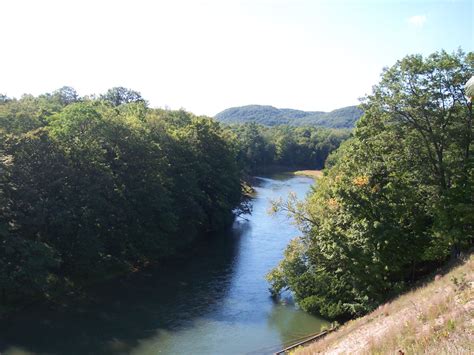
(295, 254), (474, 354)
(293, 170), (323, 179)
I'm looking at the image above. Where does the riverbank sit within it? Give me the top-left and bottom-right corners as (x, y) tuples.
(0, 220), (240, 320)
(292, 170), (323, 179)
(294, 253), (474, 354)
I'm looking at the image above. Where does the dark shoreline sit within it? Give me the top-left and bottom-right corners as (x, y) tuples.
(0, 168), (317, 319)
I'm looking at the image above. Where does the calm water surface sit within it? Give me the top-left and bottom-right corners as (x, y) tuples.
(0, 174), (328, 355)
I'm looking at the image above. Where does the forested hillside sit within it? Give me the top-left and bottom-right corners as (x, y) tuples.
(0, 88), (245, 306)
(215, 105), (363, 128)
(268, 49), (473, 319)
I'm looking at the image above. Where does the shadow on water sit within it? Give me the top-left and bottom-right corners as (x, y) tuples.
(0, 226), (244, 355)
(267, 301), (328, 347)
(0, 174), (328, 355)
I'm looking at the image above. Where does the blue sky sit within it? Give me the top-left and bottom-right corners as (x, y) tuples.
(1, 0), (472, 115)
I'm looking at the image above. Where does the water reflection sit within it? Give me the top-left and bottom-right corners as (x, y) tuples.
(0, 228), (241, 355)
(0, 174), (328, 355)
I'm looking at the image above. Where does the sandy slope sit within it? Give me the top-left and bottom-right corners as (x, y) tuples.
(294, 255), (474, 355)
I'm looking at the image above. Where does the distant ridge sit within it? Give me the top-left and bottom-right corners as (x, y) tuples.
(214, 105), (363, 128)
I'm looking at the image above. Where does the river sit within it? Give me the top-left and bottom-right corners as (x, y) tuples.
(0, 174), (328, 355)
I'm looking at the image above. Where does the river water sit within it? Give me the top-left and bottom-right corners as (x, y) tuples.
(0, 174), (328, 355)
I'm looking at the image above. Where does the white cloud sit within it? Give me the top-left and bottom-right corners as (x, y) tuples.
(408, 15), (427, 28)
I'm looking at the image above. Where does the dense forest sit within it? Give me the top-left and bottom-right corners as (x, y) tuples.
(0, 88), (247, 306)
(215, 105), (363, 128)
(267, 49), (473, 319)
(230, 123), (350, 174)
(0, 88), (346, 308)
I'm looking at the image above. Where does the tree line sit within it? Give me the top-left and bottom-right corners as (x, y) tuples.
(230, 123), (350, 174)
(0, 87), (346, 307)
(267, 49), (473, 319)
(0, 88), (246, 305)
(215, 104), (363, 128)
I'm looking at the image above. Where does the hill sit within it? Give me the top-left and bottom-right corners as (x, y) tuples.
(214, 105), (363, 128)
(294, 254), (474, 354)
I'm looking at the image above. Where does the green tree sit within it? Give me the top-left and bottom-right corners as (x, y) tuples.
(100, 87), (145, 106)
(0, 91), (248, 306)
(268, 49), (473, 319)
(52, 86), (80, 105)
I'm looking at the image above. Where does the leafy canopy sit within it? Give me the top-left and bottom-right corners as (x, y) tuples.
(267, 49), (473, 319)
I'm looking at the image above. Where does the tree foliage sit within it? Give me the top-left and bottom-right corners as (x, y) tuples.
(0, 89), (243, 303)
(267, 49), (474, 319)
(100, 87), (145, 106)
(231, 123), (350, 174)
